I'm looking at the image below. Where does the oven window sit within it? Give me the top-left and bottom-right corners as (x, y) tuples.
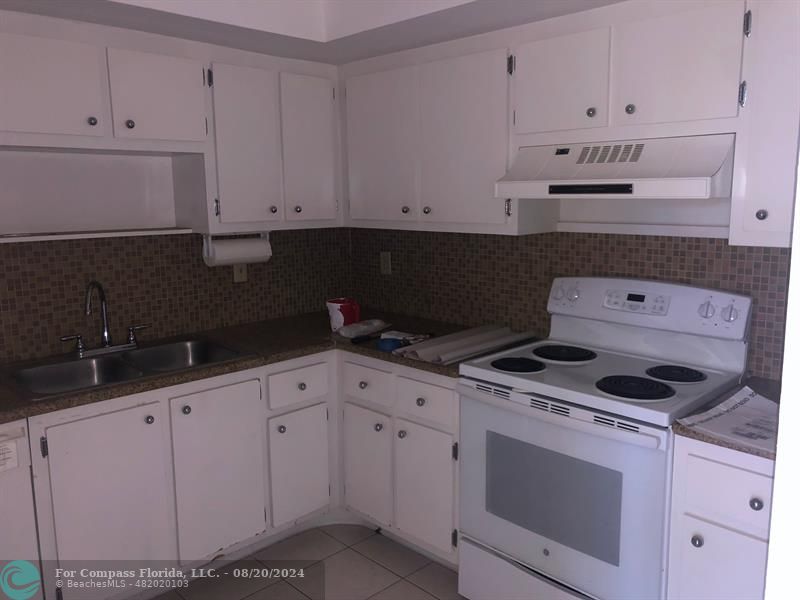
(486, 431), (623, 566)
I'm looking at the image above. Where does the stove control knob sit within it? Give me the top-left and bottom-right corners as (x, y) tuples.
(721, 304), (739, 323)
(698, 300), (716, 319)
(552, 286), (565, 300)
(566, 288), (580, 302)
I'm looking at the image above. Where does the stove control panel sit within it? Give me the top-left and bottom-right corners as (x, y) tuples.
(603, 289), (671, 315)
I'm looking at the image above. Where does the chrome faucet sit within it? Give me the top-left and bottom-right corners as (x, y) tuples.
(85, 280), (112, 347)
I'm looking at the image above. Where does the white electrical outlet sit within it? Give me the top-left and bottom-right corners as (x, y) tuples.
(233, 264), (248, 283)
(380, 251), (392, 275)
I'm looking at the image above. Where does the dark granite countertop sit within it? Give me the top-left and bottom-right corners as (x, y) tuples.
(0, 311), (468, 425)
(672, 376), (781, 460)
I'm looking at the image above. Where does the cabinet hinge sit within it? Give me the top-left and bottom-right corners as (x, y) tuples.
(328, 484), (331, 497)
(207, 68), (214, 86)
(56, 587), (64, 600)
(452, 442), (459, 461)
(214, 198), (221, 217)
(40, 436), (48, 458)
(507, 54), (515, 75)
(512, 109), (516, 126)
(452, 529), (458, 548)
(326, 408), (329, 421)
(333, 87), (336, 100)
(743, 9), (752, 37)
(738, 81), (748, 107)
(204, 117), (208, 136)
(504, 198), (512, 217)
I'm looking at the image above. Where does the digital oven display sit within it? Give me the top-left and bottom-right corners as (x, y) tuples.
(626, 293), (646, 303)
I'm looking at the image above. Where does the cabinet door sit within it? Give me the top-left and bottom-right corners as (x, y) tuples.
(346, 65), (419, 221)
(394, 419), (454, 553)
(281, 73), (337, 221)
(669, 514), (767, 600)
(0, 34), (107, 136)
(611, 1), (745, 125)
(419, 50), (509, 225)
(269, 403), (330, 526)
(171, 380), (267, 562)
(344, 403), (392, 525)
(0, 422), (39, 563)
(46, 403), (174, 562)
(514, 28), (610, 133)
(107, 48), (207, 141)
(212, 62), (284, 223)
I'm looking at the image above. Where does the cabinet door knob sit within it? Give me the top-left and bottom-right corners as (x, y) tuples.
(755, 209), (768, 221)
(182, 405), (191, 415)
(270, 205), (278, 214)
(144, 415), (155, 424)
(423, 206), (432, 215)
(125, 119), (136, 129)
(401, 206), (410, 214)
(749, 497), (764, 511)
(624, 104), (636, 115)
(359, 381), (368, 390)
(416, 397), (426, 407)
(374, 423), (383, 432)
(398, 430), (407, 439)
(297, 382), (307, 391)
(586, 107), (596, 118)
(691, 535), (704, 548)
(278, 425), (287, 434)
(294, 206), (302, 213)
(87, 116), (98, 126)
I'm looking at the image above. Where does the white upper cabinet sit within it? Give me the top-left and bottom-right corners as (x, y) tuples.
(610, 1), (745, 126)
(514, 28), (611, 133)
(0, 34), (108, 136)
(107, 48), (207, 141)
(346, 65), (420, 221)
(418, 49), (509, 225)
(280, 73), (338, 221)
(212, 62), (284, 223)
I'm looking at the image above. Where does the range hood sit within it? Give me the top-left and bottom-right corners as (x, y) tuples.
(496, 133), (735, 200)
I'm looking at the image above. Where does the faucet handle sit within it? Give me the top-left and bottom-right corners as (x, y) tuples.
(60, 334), (85, 356)
(127, 324), (150, 345)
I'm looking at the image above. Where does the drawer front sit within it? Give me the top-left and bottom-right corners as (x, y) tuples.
(396, 377), (455, 429)
(684, 453), (773, 539)
(343, 362), (393, 406)
(268, 362), (329, 409)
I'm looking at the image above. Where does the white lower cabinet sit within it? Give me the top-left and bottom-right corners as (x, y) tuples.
(668, 435), (774, 600)
(0, 420), (39, 563)
(170, 379), (267, 562)
(269, 402), (330, 526)
(395, 418), (455, 554)
(344, 403), (393, 525)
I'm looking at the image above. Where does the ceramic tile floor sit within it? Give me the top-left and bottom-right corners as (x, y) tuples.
(156, 525), (465, 600)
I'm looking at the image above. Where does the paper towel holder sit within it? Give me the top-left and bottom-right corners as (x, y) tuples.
(202, 232), (271, 267)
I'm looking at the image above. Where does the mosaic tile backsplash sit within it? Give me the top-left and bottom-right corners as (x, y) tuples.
(349, 230), (790, 380)
(0, 228), (790, 380)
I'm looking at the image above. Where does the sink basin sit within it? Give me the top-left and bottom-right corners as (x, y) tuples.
(13, 357), (144, 397)
(121, 340), (239, 373)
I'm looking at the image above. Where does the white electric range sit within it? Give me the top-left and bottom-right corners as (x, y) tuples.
(457, 277), (752, 600)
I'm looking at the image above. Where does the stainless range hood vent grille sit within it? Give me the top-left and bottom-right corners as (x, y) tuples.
(577, 143), (644, 165)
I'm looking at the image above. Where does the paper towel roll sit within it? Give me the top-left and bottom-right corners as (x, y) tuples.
(202, 235), (272, 267)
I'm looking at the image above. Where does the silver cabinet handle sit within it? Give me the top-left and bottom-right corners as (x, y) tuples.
(374, 423), (383, 432)
(755, 209), (768, 221)
(297, 382), (307, 391)
(182, 405), (191, 415)
(625, 103), (636, 115)
(422, 206), (432, 215)
(278, 425), (287, 434)
(270, 205), (278, 214)
(691, 535), (704, 548)
(749, 497), (764, 511)
(294, 206), (302, 213)
(144, 415), (155, 425)
(586, 107), (596, 117)
(416, 397), (426, 407)
(359, 381), (368, 390)
(87, 116), (98, 126)
(125, 119), (136, 129)
(397, 430), (407, 439)
(401, 206), (410, 214)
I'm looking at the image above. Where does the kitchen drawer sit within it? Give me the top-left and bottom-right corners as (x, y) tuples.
(684, 453), (773, 539)
(268, 362), (329, 409)
(396, 376), (455, 429)
(343, 362), (393, 407)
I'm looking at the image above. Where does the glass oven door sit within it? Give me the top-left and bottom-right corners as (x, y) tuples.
(459, 385), (670, 600)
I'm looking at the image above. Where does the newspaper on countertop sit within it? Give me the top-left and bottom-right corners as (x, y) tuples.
(678, 386), (779, 454)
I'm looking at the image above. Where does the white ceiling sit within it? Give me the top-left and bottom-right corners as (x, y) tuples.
(0, 0), (624, 64)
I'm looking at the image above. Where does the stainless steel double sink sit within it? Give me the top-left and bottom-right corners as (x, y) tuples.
(11, 340), (239, 399)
